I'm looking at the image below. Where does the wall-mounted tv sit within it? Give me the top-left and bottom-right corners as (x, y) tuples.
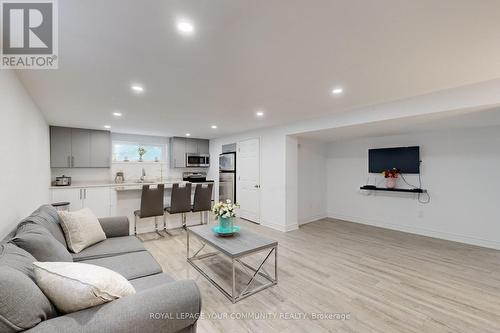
(368, 146), (420, 174)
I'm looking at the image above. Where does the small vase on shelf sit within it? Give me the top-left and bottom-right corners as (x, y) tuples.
(386, 177), (397, 189)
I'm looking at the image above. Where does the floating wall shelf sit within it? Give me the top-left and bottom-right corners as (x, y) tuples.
(360, 185), (426, 193)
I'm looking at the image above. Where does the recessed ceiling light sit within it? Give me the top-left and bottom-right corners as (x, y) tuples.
(176, 20), (195, 35)
(104, 125), (111, 129)
(112, 112), (122, 117)
(211, 125), (217, 129)
(185, 133), (191, 137)
(131, 84), (144, 93)
(331, 87), (344, 95)
(256, 110), (264, 117)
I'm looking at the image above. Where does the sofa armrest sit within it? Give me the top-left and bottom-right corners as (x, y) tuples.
(98, 216), (130, 237)
(26, 280), (201, 333)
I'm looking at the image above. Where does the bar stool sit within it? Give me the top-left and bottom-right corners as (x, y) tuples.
(134, 184), (165, 239)
(192, 183), (214, 225)
(164, 183), (192, 230)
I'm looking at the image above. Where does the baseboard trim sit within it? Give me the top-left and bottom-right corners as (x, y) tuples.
(327, 212), (500, 250)
(299, 213), (328, 226)
(262, 220), (299, 232)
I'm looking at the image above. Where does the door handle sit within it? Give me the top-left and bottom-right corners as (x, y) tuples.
(79, 189), (82, 200)
(83, 189), (87, 200)
(254, 184), (260, 188)
(71, 156), (75, 168)
(67, 156), (70, 167)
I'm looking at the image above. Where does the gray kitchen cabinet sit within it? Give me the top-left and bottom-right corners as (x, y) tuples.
(50, 126), (111, 168)
(185, 138), (198, 154)
(90, 130), (111, 167)
(197, 139), (209, 154)
(170, 137), (186, 168)
(169, 136), (210, 168)
(50, 127), (72, 168)
(71, 128), (91, 167)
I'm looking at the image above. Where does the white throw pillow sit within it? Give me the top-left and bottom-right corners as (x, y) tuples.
(58, 208), (106, 253)
(33, 262), (136, 313)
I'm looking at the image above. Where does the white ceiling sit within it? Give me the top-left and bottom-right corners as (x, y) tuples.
(17, 0), (500, 139)
(296, 106), (500, 142)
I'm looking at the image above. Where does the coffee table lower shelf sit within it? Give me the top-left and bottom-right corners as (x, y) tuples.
(187, 228), (278, 303)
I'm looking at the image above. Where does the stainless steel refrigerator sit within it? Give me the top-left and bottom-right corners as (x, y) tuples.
(219, 152), (236, 203)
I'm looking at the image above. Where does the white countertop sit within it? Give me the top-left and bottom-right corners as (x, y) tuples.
(50, 179), (214, 190)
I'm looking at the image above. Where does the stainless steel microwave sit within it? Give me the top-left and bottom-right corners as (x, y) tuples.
(186, 153), (210, 167)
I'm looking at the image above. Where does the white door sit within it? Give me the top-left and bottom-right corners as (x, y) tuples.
(236, 138), (260, 223)
(51, 188), (83, 211)
(83, 187), (111, 217)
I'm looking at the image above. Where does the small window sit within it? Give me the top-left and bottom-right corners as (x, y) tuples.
(112, 142), (164, 162)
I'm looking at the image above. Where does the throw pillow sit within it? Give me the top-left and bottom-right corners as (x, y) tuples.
(57, 208), (106, 253)
(33, 262), (136, 314)
(0, 267), (57, 333)
(11, 223), (73, 262)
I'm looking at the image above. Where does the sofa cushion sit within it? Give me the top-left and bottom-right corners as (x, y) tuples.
(72, 236), (144, 262)
(20, 205), (67, 248)
(129, 273), (175, 292)
(33, 262), (136, 314)
(58, 208), (107, 253)
(80, 251), (162, 280)
(0, 267), (57, 333)
(0, 243), (36, 280)
(11, 223), (73, 262)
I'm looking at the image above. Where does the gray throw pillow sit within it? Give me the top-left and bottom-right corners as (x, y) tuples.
(0, 243), (37, 280)
(11, 223), (73, 262)
(20, 205), (67, 247)
(0, 267), (57, 333)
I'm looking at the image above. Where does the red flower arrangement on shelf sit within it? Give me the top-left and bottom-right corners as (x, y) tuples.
(382, 168), (399, 189)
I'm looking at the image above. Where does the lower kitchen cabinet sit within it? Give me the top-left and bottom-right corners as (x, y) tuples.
(51, 187), (112, 217)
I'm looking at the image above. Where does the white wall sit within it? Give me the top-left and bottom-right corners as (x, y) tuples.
(297, 138), (328, 224)
(326, 126), (500, 249)
(0, 72), (50, 237)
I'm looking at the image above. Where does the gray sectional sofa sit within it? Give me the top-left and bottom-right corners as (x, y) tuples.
(0, 205), (201, 333)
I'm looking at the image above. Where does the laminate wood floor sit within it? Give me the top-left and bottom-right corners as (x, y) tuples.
(143, 218), (500, 333)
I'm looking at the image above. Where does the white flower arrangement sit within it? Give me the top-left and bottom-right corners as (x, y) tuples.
(212, 200), (240, 219)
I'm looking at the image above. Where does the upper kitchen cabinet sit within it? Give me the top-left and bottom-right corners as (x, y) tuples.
(170, 137), (186, 168)
(185, 138), (209, 154)
(169, 137), (210, 168)
(90, 130), (111, 167)
(185, 138), (198, 155)
(71, 128), (91, 167)
(50, 127), (72, 168)
(50, 126), (111, 168)
(197, 139), (209, 154)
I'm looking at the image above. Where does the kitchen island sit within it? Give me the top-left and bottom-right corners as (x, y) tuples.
(50, 179), (215, 234)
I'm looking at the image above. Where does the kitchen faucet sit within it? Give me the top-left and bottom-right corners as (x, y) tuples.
(140, 168), (146, 182)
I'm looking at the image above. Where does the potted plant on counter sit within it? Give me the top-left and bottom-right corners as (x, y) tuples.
(382, 168), (399, 189)
(137, 147), (146, 162)
(212, 200), (240, 236)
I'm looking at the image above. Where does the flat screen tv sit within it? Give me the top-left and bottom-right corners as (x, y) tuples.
(368, 146), (420, 174)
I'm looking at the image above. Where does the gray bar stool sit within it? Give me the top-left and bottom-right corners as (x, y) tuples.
(192, 183), (214, 225)
(134, 184), (165, 239)
(164, 183), (192, 230)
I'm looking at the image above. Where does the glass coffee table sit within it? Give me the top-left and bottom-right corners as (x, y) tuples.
(187, 225), (278, 303)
